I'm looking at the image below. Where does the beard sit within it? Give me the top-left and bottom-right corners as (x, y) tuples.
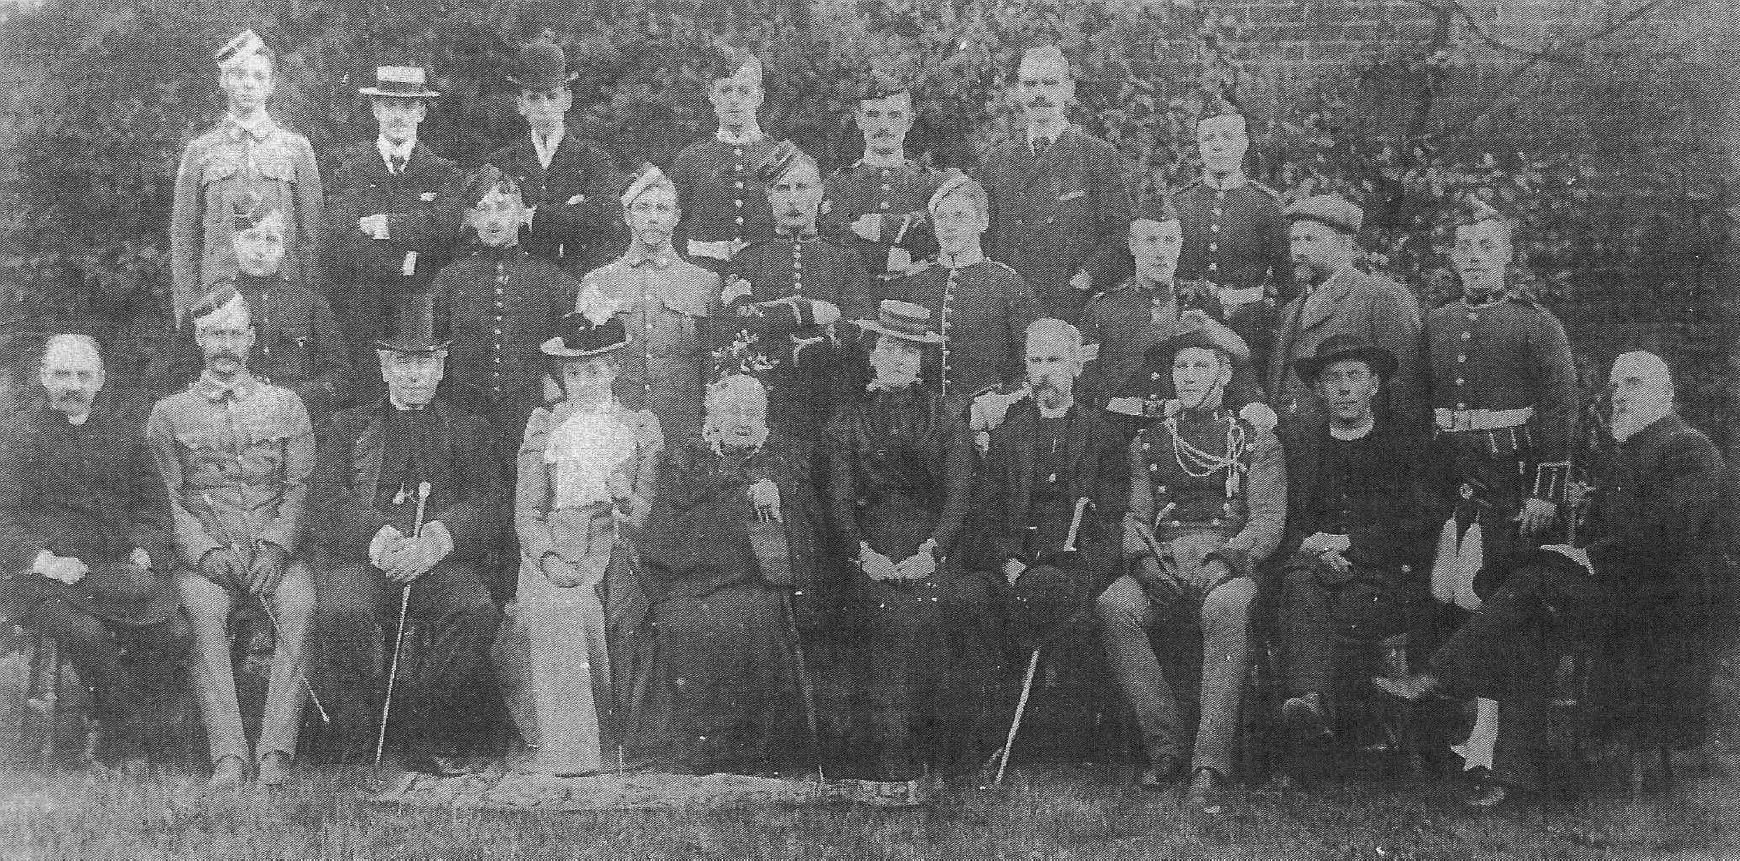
(1035, 377), (1071, 409)
(1611, 401), (1670, 442)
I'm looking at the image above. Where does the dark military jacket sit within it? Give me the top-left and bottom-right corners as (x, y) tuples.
(430, 245), (578, 411)
(310, 398), (504, 564)
(1173, 174), (1290, 373)
(975, 127), (1134, 320)
(885, 253), (1037, 409)
(1277, 415), (1433, 574)
(669, 134), (781, 259)
(486, 132), (629, 276)
(0, 397), (178, 625)
(971, 399), (1125, 579)
(821, 157), (942, 287)
(1078, 278), (1225, 410)
(825, 385), (976, 562)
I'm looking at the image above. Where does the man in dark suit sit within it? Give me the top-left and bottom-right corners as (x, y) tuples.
(975, 45), (1134, 323)
(0, 335), (185, 771)
(309, 306), (504, 771)
(486, 40), (628, 278)
(327, 65), (461, 404)
(1267, 195), (1425, 433)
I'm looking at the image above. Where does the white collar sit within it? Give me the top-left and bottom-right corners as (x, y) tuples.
(715, 125), (765, 146)
(1328, 417), (1375, 441)
(377, 136), (416, 167)
(64, 411), (91, 426)
(532, 126), (565, 166)
(941, 247), (986, 270)
(1025, 121), (1069, 149)
(388, 395), (429, 412)
(1201, 171), (1249, 191)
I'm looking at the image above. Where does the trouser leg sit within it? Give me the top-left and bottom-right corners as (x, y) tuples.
(257, 562), (315, 761)
(1194, 577), (1255, 776)
(1282, 568), (1335, 698)
(312, 562), (384, 757)
(1095, 575), (1180, 763)
(26, 599), (142, 754)
(114, 614), (191, 756)
(403, 560), (501, 754)
(177, 575), (247, 764)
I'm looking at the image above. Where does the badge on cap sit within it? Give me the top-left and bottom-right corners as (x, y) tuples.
(214, 29), (265, 68)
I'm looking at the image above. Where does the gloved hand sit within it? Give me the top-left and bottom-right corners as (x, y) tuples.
(198, 548), (247, 589)
(370, 525), (408, 570)
(858, 546), (898, 582)
(39, 553), (88, 586)
(892, 540), (938, 581)
(248, 542), (289, 596)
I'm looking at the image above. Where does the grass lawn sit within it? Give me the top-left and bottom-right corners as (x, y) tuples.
(2, 756), (1736, 860)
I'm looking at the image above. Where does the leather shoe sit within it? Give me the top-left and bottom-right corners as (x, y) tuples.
(1282, 692), (1330, 737)
(1373, 673), (1441, 702)
(209, 755), (248, 788)
(1138, 755), (1181, 791)
(1464, 779), (1532, 810)
(1183, 767), (1227, 814)
(256, 750), (292, 787)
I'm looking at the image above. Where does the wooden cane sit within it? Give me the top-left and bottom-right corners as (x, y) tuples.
(994, 648), (1042, 785)
(374, 481), (429, 766)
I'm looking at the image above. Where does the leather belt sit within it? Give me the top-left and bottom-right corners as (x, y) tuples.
(1434, 406), (1534, 432)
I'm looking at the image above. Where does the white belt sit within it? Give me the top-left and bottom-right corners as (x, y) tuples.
(1435, 406), (1534, 432)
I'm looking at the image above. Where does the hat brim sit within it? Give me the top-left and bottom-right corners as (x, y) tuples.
(505, 72), (579, 89)
(1293, 346), (1398, 383)
(854, 320), (943, 344)
(540, 334), (629, 358)
(359, 87), (441, 99)
(374, 339), (451, 354)
(1148, 327), (1243, 363)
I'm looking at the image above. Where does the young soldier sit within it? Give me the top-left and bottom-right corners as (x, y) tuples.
(0, 335), (185, 772)
(670, 48), (780, 269)
(170, 30), (323, 325)
(327, 65), (461, 402)
(975, 45), (1134, 322)
(486, 40), (629, 277)
(146, 288), (317, 787)
(821, 72), (941, 289)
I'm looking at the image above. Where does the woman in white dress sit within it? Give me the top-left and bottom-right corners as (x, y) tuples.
(501, 297), (663, 774)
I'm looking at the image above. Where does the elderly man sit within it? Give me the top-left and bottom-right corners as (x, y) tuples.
(1274, 335), (1431, 753)
(1172, 111), (1290, 373)
(1379, 351), (1729, 808)
(580, 165), (720, 445)
(170, 30), (323, 324)
(886, 171), (1037, 411)
(486, 40), (629, 277)
(822, 72), (941, 288)
(976, 45), (1134, 322)
(0, 335), (184, 770)
(146, 288), (316, 787)
(327, 65), (461, 402)
(1268, 195), (1424, 433)
(671, 48), (781, 269)
(723, 141), (874, 442)
(826, 301), (983, 783)
(1097, 326), (1285, 810)
(308, 308), (504, 771)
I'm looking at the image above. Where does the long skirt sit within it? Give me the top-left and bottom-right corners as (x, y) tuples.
(495, 549), (613, 775)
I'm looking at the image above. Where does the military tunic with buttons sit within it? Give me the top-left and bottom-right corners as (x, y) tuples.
(885, 253), (1037, 411)
(1078, 279), (1226, 411)
(582, 248), (721, 445)
(821, 158), (942, 288)
(1172, 175), (1290, 374)
(669, 135), (781, 268)
(487, 133), (630, 277)
(170, 116), (325, 321)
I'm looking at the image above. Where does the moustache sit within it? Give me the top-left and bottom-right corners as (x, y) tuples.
(870, 129), (896, 139)
(211, 351), (244, 362)
(54, 390), (90, 401)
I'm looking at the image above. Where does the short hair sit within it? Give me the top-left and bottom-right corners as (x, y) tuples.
(1454, 201), (1517, 242)
(706, 373), (768, 415)
(1024, 317), (1083, 360)
(462, 165), (522, 207)
(40, 333), (103, 372)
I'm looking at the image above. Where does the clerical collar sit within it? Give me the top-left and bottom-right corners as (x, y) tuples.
(388, 396), (428, 412)
(1026, 120), (1069, 149)
(862, 150), (905, 169)
(715, 126), (765, 146)
(63, 411), (91, 426)
(1201, 171), (1249, 192)
(377, 136), (416, 169)
(1328, 417), (1375, 441)
(226, 111), (277, 142)
(941, 248), (985, 270)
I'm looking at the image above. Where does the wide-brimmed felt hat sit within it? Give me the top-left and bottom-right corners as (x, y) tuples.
(359, 65), (440, 99)
(1148, 324), (1244, 364)
(506, 40), (578, 91)
(1292, 333), (1398, 383)
(374, 300), (449, 354)
(542, 310), (629, 358)
(230, 190), (281, 230)
(854, 300), (943, 344)
(755, 140), (815, 185)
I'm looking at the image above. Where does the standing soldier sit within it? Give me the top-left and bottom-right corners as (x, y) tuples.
(1172, 111), (1290, 374)
(888, 171), (1036, 413)
(670, 48), (780, 270)
(580, 165), (720, 446)
(821, 72), (941, 291)
(976, 45), (1134, 323)
(327, 64), (461, 404)
(146, 288), (317, 787)
(486, 40), (629, 278)
(171, 30), (323, 325)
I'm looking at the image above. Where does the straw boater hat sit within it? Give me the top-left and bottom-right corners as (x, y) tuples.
(1291, 333), (1398, 384)
(506, 40), (577, 91)
(854, 300), (944, 345)
(358, 65), (440, 100)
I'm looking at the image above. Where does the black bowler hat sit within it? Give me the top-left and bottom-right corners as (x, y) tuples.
(541, 310), (629, 358)
(374, 300), (449, 355)
(506, 40), (577, 91)
(1292, 333), (1398, 383)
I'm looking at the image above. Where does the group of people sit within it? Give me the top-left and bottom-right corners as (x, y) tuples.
(0, 29), (1730, 817)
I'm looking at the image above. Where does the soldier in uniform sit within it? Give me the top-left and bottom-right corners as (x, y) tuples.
(1171, 111), (1290, 374)
(327, 65), (461, 404)
(146, 288), (317, 787)
(1097, 327), (1285, 810)
(721, 141), (874, 443)
(976, 45), (1134, 323)
(825, 301), (985, 783)
(821, 72), (941, 290)
(887, 171), (1037, 412)
(0, 335), (185, 771)
(580, 164), (720, 445)
(1268, 195), (1425, 434)
(486, 40), (629, 278)
(670, 48), (780, 270)
(308, 307), (504, 771)
(170, 30), (323, 325)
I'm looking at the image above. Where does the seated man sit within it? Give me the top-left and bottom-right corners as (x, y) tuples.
(1378, 351), (1731, 808)
(146, 288), (317, 787)
(0, 335), (186, 771)
(309, 306), (504, 771)
(1097, 326), (1285, 811)
(1274, 335), (1431, 760)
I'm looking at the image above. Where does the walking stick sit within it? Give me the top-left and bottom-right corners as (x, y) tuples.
(780, 587), (825, 783)
(374, 481), (429, 766)
(995, 648), (1042, 785)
